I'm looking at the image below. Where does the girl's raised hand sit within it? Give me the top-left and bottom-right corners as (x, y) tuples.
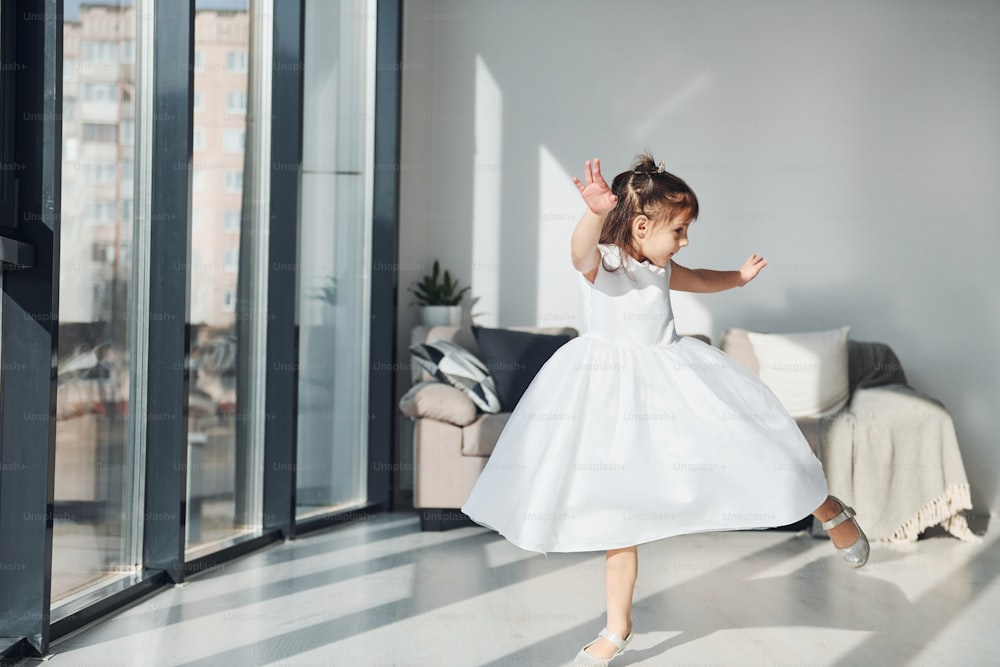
(572, 158), (618, 215)
(740, 253), (768, 284)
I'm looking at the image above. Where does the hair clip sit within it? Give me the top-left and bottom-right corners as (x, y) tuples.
(634, 161), (668, 178)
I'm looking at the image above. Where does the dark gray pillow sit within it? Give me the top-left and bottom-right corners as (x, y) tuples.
(471, 326), (573, 412)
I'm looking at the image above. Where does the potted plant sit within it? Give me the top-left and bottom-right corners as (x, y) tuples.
(409, 260), (471, 326)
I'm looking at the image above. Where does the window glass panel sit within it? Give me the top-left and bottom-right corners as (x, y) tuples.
(53, 0), (138, 601)
(187, 0), (253, 551)
(296, 0), (373, 517)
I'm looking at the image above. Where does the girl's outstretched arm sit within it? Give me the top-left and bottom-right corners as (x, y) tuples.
(571, 158), (617, 282)
(669, 254), (767, 293)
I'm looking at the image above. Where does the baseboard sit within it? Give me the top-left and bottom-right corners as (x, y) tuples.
(419, 508), (477, 531)
(392, 488), (414, 513)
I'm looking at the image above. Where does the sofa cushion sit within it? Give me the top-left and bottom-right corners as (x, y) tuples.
(746, 326), (851, 418)
(399, 380), (479, 426)
(471, 325), (574, 412)
(462, 412), (511, 457)
(409, 339), (502, 413)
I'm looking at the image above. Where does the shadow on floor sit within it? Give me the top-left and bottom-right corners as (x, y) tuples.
(49, 512), (996, 666)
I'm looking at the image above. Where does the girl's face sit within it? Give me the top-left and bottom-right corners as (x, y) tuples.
(634, 213), (691, 267)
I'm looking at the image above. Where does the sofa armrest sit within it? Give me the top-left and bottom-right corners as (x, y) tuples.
(399, 380), (479, 427)
(413, 418), (486, 509)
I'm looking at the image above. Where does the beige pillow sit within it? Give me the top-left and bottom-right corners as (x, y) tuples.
(398, 380), (479, 426)
(746, 326), (850, 418)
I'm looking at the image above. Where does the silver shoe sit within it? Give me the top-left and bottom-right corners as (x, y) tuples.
(823, 495), (870, 568)
(574, 626), (632, 666)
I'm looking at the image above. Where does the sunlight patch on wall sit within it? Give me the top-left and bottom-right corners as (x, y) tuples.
(472, 54), (502, 326)
(537, 145), (583, 330)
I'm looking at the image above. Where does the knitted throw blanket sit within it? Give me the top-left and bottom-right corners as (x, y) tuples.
(818, 342), (978, 543)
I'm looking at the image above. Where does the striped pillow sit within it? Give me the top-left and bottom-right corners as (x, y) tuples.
(409, 340), (502, 414)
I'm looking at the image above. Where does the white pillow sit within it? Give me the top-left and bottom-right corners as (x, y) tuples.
(745, 326), (850, 418)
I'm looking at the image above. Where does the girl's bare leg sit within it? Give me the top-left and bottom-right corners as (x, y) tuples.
(812, 495), (860, 547)
(584, 545), (637, 659)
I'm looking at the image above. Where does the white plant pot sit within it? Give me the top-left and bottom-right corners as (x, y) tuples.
(421, 305), (461, 327)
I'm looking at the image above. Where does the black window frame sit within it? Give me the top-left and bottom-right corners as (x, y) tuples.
(0, 0), (18, 231)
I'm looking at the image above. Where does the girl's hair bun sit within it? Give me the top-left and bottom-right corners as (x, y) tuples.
(599, 153), (699, 274)
(631, 153), (665, 175)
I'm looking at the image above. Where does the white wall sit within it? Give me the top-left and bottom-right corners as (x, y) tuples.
(397, 0), (1000, 512)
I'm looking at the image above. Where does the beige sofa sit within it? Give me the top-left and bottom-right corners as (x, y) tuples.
(401, 326), (977, 545)
(401, 325), (577, 530)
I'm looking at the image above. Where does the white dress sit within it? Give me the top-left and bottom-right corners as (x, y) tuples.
(461, 243), (829, 554)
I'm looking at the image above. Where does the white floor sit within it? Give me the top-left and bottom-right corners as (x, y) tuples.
(32, 511), (1000, 666)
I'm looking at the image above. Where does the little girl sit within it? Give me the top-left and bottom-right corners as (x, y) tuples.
(460, 154), (869, 666)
